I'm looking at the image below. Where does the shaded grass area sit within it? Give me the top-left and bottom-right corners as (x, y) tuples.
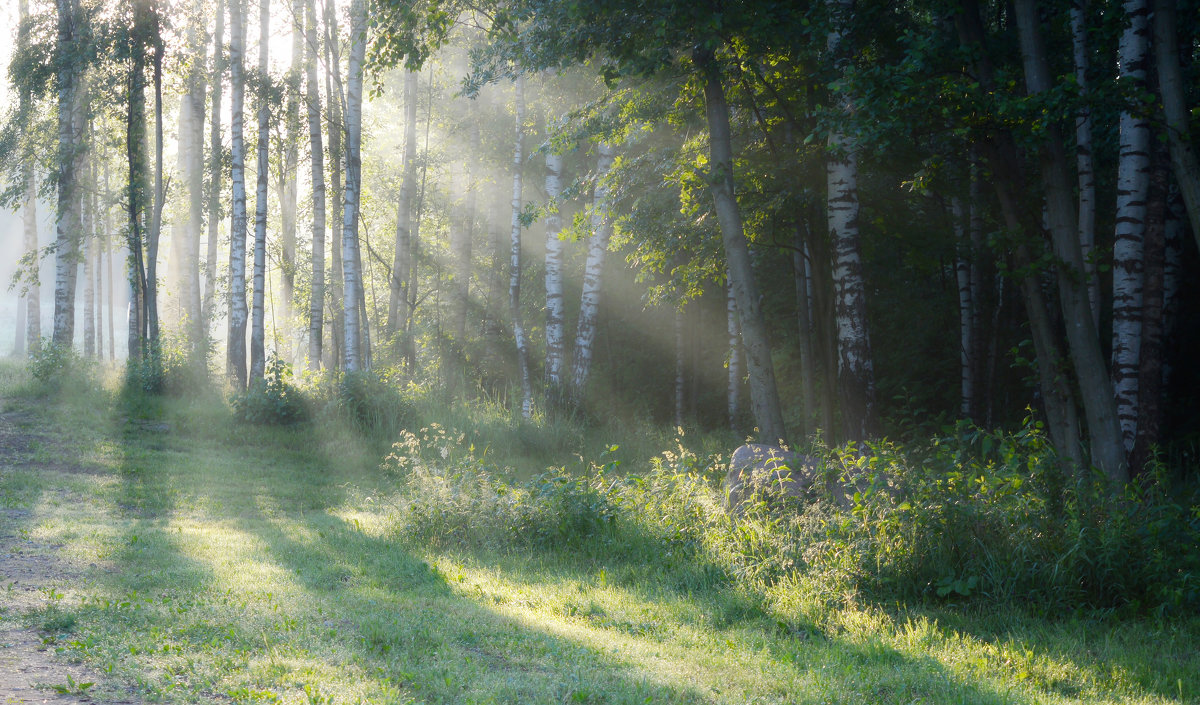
(0, 362), (1197, 704)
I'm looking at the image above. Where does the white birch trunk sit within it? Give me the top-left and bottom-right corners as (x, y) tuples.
(1071, 0), (1100, 329)
(19, 0), (40, 353)
(280, 0), (302, 347)
(23, 171), (40, 352)
(250, 0), (270, 382)
(1111, 0), (1151, 453)
(325, 0), (344, 369)
(306, 0), (325, 371)
(826, 0), (876, 442)
(510, 77), (532, 419)
(185, 0), (206, 352)
(228, 0), (249, 387)
(204, 0), (225, 336)
(83, 186), (95, 357)
(543, 151), (566, 398)
(53, 0), (85, 348)
(340, 0), (366, 372)
(569, 142), (615, 399)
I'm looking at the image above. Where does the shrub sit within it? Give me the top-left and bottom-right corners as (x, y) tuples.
(336, 369), (417, 436)
(231, 355), (308, 425)
(28, 340), (81, 391)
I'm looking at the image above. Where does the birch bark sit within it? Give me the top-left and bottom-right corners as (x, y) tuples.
(1111, 0), (1152, 454)
(204, 0), (225, 337)
(228, 0), (249, 387)
(569, 142), (615, 400)
(543, 151), (566, 400)
(53, 0), (86, 348)
(250, 0), (271, 382)
(306, 0), (326, 370)
(510, 77), (532, 419)
(1070, 0), (1100, 328)
(340, 0), (366, 372)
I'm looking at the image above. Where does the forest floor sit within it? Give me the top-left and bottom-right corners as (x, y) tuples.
(0, 402), (144, 703)
(1, 362), (1198, 704)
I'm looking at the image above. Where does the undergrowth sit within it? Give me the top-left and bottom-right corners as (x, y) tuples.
(384, 418), (1200, 617)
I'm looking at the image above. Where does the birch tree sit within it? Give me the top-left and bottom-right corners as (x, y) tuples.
(228, 0), (249, 387)
(568, 142), (615, 400)
(280, 0), (303, 346)
(1111, 0), (1151, 455)
(18, 0), (40, 353)
(825, 0), (877, 442)
(1070, 0), (1099, 327)
(510, 76), (533, 419)
(543, 150), (566, 402)
(250, 0), (271, 382)
(184, 0), (206, 355)
(1013, 0), (1128, 482)
(306, 0), (326, 370)
(52, 0), (87, 348)
(341, 0), (366, 372)
(203, 0), (225, 336)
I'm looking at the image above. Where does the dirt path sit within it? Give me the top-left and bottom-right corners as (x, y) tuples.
(0, 405), (143, 704)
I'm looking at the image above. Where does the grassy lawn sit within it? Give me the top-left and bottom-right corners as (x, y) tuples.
(0, 363), (1197, 704)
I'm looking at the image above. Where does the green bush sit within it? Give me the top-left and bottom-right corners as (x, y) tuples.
(335, 369), (417, 436)
(28, 339), (82, 390)
(231, 355), (308, 425)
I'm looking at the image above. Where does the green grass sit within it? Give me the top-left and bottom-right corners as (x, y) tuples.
(0, 360), (1197, 704)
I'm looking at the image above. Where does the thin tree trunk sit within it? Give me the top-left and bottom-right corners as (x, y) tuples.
(1014, 0), (1129, 482)
(18, 0), (40, 354)
(793, 228), (816, 436)
(569, 142), (615, 401)
(1154, 0), (1200, 253)
(544, 151), (566, 403)
(1111, 0), (1152, 455)
(728, 276), (741, 431)
(250, 0), (270, 382)
(695, 49), (787, 447)
(22, 167), (40, 353)
(227, 0), (249, 387)
(1070, 0), (1100, 329)
(674, 305), (685, 430)
(952, 197), (973, 417)
(956, 0), (1086, 472)
(280, 0), (303, 354)
(306, 0), (325, 371)
(104, 150), (114, 360)
(185, 0), (206, 356)
(325, 0), (344, 369)
(53, 0), (86, 348)
(1132, 142), (1169, 475)
(453, 122), (479, 342)
(826, 0), (877, 443)
(84, 157), (96, 358)
(94, 199), (103, 361)
(340, 0), (365, 372)
(126, 3), (149, 361)
(389, 70), (418, 344)
(510, 76), (532, 419)
(144, 20), (166, 364)
(204, 0), (225, 340)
